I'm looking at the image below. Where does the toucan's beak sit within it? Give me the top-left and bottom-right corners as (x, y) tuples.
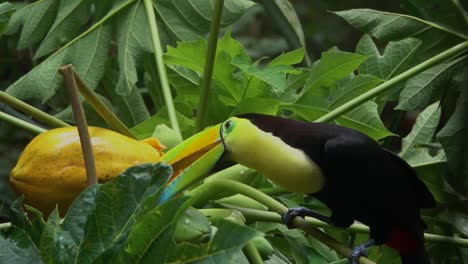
(157, 124), (226, 204)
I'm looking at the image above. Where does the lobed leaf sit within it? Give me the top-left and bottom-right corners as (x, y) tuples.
(0, 2), (15, 37)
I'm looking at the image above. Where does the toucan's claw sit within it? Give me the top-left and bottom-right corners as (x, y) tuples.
(350, 239), (375, 264)
(281, 207), (332, 228)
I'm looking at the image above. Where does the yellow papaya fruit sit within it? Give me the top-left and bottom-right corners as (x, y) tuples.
(10, 126), (165, 216)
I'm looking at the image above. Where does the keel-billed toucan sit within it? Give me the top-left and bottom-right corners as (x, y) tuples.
(159, 113), (435, 264)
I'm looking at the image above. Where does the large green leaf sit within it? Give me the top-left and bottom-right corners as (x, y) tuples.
(334, 9), (468, 42)
(401, 0), (468, 35)
(437, 86), (468, 194)
(35, 0), (93, 58)
(164, 32), (248, 104)
(6, 0), (58, 49)
(397, 55), (467, 110)
(296, 50), (367, 104)
(284, 102), (393, 141)
(75, 163), (171, 263)
(5, 23), (111, 103)
(356, 35), (421, 80)
(0, 228), (41, 264)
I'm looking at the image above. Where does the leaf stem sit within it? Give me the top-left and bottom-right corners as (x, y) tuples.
(194, 0), (225, 132)
(315, 41), (468, 123)
(222, 206), (468, 247)
(59, 65), (97, 187)
(0, 91), (69, 128)
(143, 0), (182, 140)
(70, 67), (136, 139)
(244, 241), (264, 264)
(0, 111), (46, 134)
(189, 179), (375, 264)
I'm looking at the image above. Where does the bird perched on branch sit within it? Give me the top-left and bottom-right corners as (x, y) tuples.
(159, 113), (435, 264)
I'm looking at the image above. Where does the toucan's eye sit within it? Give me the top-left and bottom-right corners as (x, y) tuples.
(223, 120), (233, 132)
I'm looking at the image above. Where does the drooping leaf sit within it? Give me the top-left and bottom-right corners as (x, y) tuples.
(6, 0), (58, 49)
(400, 102), (444, 164)
(334, 9), (468, 42)
(401, 0), (468, 35)
(397, 55), (467, 110)
(101, 69), (150, 127)
(259, 0), (310, 65)
(115, 1), (152, 96)
(0, 2), (15, 37)
(296, 50), (367, 104)
(35, 0), (93, 58)
(6, 23), (111, 103)
(437, 86), (468, 194)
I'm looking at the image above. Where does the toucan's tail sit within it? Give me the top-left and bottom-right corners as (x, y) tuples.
(401, 249), (431, 264)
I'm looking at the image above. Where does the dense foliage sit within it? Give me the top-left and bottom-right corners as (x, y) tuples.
(0, 0), (467, 263)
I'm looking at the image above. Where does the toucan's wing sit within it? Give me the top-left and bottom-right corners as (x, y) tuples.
(382, 148), (436, 208)
(323, 136), (435, 209)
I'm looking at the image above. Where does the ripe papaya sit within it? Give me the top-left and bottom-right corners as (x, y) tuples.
(10, 126), (165, 216)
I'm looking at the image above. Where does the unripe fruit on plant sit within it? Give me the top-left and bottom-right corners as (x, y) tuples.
(9, 126), (165, 216)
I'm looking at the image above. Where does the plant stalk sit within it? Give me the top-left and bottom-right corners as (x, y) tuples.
(59, 65), (97, 187)
(194, 0), (225, 132)
(0, 222), (11, 230)
(315, 41), (468, 123)
(144, 0), (182, 140)
(189, 179), (374, 264)
(70, 67), (136, 139)
(0, 91), (69, 128)
(0, 111), (46, 134)
(244, 241), (264, 264)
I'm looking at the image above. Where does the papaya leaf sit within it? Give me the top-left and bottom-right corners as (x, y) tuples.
(6, 23), (111, 103)
(231, 98), (280, 116)
(397, 55), (468, 110)
(437, 86), (468, 195)
(356, 35), (421, 80)
(400, 102), (443, 164)
(296, 50), (367, 104)
(35, 0), (93, 59)
(0, 228), (41, 264)
(334, 9), (468, 42)
(259, 0), (310, 65)
(401, 0), (468, 35)
(74, 163), (172, 263)
(6, 0), (58, 49)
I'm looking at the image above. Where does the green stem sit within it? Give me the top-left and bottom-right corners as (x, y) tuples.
(0, 111), (46, 134)
(0, 91), (69, 128)
(315, 41), (468, 123)
(259, 187), (289, 196)
(194, 0), (225, 132)
(144, 0), (182, 140)
(224, 206), (468, 247)
(244, 241), (264, 264)
(71, 67), (136, 139)
(189, 179), (375, 264)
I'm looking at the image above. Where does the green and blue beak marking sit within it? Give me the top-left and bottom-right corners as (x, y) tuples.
(157, 124), (226, 204)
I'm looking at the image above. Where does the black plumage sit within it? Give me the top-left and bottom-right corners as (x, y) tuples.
(239, 113), (435, 264)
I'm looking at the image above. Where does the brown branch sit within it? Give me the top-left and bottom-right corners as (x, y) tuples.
(59, 65), (97, 186)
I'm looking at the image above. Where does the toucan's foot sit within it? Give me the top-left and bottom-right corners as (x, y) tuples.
(350, 239), (375, 264)
(281, 207), (332, 229)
